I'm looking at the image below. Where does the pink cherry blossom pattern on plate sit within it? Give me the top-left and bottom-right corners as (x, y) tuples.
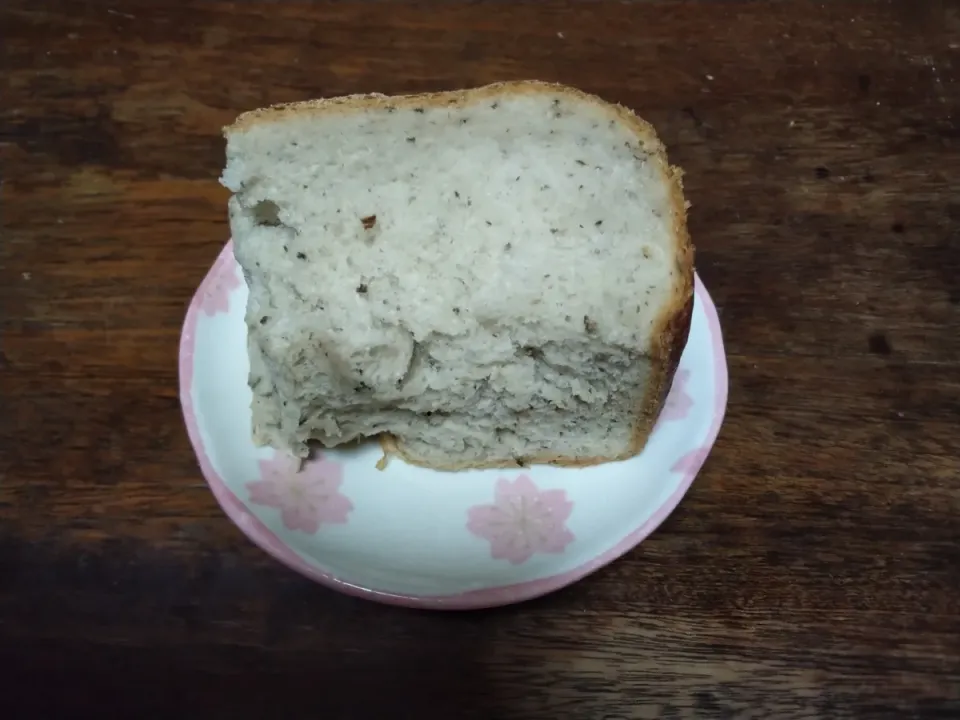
(201, 251), (242, 316)
(246, 453), (353, 534)
(466, 475), (576, 565)
(658, 368), (694, 423)
(670, 447), (711, 477)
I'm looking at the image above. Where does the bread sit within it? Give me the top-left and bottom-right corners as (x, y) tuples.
(221, 81), (694, 471)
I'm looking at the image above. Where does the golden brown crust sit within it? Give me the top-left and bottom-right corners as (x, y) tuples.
(230, 82), (694, 472)
(627, 165), (695, 459)
(227, 81), (638, 136)
(377, 432), (664, 472)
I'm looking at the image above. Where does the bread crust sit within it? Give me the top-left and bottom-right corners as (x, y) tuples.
(228, 81), (694, 471)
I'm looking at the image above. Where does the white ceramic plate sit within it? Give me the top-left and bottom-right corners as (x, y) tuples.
(180, 242), (727, 609)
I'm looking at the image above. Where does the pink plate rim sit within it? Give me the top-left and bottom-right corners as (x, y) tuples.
(179, 241), (728, 610)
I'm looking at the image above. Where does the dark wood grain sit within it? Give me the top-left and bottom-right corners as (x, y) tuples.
(2, 0), (959, 717)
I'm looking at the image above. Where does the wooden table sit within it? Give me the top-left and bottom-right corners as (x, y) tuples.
(3, 1), (959, 716)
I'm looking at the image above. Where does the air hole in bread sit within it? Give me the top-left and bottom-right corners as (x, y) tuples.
(251, 200), (283, 227)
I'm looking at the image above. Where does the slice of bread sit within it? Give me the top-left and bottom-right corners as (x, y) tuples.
(221, 81), (694, 471)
